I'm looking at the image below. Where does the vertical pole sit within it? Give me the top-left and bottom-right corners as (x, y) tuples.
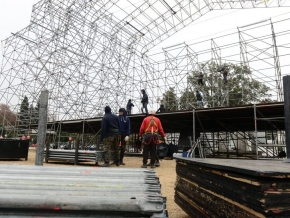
(58, 123), (61, 149)
(218, 131), (220, 156)
(213, 131), (215, 157)
(283, 76), (290, 159)
(192, 109), (195, 143)
(1, 109), (6, 136)
(35, 89), (49, 166)
(271, 20), (283, 101)
(97, 133), (100, 151)
(45, 137), (50, 163)
(227, 85), (229, 106)
(81, 121), (85, 150)
(254, 104), (258, 160)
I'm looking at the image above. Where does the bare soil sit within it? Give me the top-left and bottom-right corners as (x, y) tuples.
(0, 148), (189, 218)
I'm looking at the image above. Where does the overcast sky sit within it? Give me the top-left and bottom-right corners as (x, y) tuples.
(151, 7), (290, 53)
(0, 1), (289, 64)
(1, 1), (290, 54)
(0, 0), (289, 112)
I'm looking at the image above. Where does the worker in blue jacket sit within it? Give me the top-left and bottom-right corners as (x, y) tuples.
(100, 106), (120, 167)
(118, 108), (131, 165)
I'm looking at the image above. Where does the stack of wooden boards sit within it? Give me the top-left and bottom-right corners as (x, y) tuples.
(175, 158), (290, 218)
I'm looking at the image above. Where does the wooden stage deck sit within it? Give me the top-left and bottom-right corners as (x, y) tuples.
(42, 102), (285, 134)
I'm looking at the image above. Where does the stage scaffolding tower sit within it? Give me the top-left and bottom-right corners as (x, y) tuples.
(0, 0), (290, 138)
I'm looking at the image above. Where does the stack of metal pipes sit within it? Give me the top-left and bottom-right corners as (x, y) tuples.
(0, 165), (167, 217)
(44, 149), (96, 163)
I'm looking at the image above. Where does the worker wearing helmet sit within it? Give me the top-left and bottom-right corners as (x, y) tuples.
(139, 109), (166, 168)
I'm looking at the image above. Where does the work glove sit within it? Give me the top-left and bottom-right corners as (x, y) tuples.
(164, 137), (168, 143)
(124, 136), (129, 142)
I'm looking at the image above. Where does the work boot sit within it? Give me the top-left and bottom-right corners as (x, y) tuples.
(100, 163), (110, 167)
(141, 164), (147, 168)
(150, 164), (155, 169)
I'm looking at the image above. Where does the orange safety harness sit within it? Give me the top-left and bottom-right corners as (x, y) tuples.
(143, 117), (159, 145)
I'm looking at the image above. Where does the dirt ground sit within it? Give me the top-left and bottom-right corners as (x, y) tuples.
(0, 148), (189, 218)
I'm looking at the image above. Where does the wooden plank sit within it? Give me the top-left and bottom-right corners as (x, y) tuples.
(175, 186), (264, 218)
(175, 159), (290, 217)
(175, 190), (213, 218)
(176, 158), (290, 178)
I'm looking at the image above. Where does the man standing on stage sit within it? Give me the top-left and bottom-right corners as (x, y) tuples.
(196, 90), (204, 108)
(141, 89), (148, 115)
(126, 99), (134, 115)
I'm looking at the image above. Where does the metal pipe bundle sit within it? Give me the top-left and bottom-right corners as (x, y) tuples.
(0, 165), (167, 217)
(44, 150), (118, 164)
(44, 149), (96, 163)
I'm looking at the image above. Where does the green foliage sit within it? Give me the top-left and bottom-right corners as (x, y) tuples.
(161, 87), (178, 111)
(19, 96), (29, 124)
(0, 124), (6, 137)
(19, 96), (40, 124)
(29, 103), (39, 124)
(0, 124), (15, 138)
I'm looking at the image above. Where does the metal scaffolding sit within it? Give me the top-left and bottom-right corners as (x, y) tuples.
(0, 0), (290, 139)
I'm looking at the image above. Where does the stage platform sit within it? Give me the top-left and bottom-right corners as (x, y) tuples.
(44, 102), (284, 134)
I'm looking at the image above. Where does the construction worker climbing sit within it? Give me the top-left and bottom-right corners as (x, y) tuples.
(139, 109), (166, 168)
(195, 72), (204, 85)
(218, 65), (228, 85)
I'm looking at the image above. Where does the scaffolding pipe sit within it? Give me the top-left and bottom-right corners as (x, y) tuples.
(35, 89), (49, 166)
(193, 108), (195, 143)
(254, 104), (258, 160)
(283, 76), (290, 160)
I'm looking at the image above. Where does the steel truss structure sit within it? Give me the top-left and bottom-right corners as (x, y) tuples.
(0, 0), (290, 138)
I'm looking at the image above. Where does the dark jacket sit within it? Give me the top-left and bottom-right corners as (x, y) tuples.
(196, 92), (202, 101)
(118, 108), (130, 136)
(141, 92), (148, 104)
(100, 110), (119, 142)
(198, 73), (203, 80)
(157, 105), (166, 113)
(126, 101), (134, 110)
(218, 67), (225, 72)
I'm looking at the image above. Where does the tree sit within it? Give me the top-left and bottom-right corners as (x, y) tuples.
(161, 87), (179, 111)
(0, 104), (17, 137)
(0, 104), (17, 126)
(19, 96), (29, 124)
(28, 101), (40, 124)
(179, 62), (272, 108)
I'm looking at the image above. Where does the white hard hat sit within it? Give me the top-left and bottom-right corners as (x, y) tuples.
(149, 109), (156, 115)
